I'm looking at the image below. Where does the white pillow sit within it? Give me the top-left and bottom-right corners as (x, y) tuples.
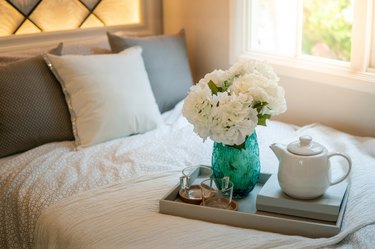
(44, 47), (162, 148)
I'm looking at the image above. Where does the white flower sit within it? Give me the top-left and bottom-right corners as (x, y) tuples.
(230, 74), (287, 115)
(182, 83), (213, 140)
(198, 69), (231, 88)
(182, 58), (287, 146)
(210, 92), (257, 145)
(229, 59), (279, 82)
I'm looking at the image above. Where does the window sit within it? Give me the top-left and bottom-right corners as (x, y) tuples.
(231, 0), (375, 86)
(249, 0), (353, 62)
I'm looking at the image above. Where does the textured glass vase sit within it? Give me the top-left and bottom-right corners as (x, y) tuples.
(211, 131), (260, 198)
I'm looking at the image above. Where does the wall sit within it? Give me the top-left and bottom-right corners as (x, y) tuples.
(276, 76), (375, 136)
(163, 0), (375, 137)
(163, 0), (230, 81)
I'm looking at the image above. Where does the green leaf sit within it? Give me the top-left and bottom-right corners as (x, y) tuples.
(222, 80), (231, 91)
(257, 114), (271, 126)
(208, 80), (219, 95)
(253, 101), (268, 113)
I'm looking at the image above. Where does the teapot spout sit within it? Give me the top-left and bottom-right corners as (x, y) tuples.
(269, 143), (287, 161)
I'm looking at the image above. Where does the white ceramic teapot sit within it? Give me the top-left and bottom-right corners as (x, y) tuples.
(270, 135), (352, 199)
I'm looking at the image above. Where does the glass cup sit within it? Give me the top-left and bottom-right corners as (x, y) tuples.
(201, 177), (234, 209)
(179, 165), (213, 205)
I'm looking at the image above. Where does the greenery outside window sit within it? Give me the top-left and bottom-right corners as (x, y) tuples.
(230, 0), (375, 90)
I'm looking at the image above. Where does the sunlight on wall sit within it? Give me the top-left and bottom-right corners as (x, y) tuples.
(0, 0), (141, 37)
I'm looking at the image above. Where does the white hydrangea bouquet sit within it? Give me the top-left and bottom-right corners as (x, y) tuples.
(182, 59), (287, 149)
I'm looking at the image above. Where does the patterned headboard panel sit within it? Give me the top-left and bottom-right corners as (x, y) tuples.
(0, 0), (162, 53)
(1, 0), (142, 37)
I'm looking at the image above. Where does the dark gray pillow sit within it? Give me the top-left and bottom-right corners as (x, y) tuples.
(107, 31), (193, 113)
(0, 44), (74, 158)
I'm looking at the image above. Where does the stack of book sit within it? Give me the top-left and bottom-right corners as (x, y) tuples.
(256, 174), (349, 222)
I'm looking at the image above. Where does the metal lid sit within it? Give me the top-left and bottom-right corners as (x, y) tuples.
(287, 135), (324, 156)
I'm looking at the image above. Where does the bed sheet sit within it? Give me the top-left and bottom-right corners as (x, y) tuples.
(1, 101), (374, 249)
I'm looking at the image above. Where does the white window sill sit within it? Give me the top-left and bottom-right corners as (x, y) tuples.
(237, 51), (375, 94)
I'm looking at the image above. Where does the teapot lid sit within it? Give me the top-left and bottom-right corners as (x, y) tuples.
(287, 135), (323, 156)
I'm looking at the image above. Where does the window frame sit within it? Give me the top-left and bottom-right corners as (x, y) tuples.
(229, 0), (375, 93)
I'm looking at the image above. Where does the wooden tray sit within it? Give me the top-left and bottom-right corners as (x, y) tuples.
(159, 166), (349, 238)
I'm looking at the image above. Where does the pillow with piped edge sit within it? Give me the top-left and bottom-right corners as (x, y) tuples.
(44, 46), (163, 148)
(0, 43), (74, 158)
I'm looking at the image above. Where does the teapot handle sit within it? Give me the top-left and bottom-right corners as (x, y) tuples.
(328, 152), (352, 186)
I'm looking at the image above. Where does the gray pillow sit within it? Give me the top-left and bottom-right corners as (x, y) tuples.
(0, 44), (74, 158)
(107, 31), (193, 113)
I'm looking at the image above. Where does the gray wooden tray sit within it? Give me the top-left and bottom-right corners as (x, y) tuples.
(159, 166), (349, 238)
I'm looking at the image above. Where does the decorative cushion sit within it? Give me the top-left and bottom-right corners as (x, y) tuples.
(0, 43), (74, 158)
(107, 31), (193, 113)
(44, 46), (163, 148)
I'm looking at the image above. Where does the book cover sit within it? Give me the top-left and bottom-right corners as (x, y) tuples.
(256, 174), (349, 222)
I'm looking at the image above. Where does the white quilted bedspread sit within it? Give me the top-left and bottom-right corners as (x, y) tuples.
(1, 101), (375, 249)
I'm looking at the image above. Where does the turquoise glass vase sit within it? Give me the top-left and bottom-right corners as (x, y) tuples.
(211, 131), (260, 198)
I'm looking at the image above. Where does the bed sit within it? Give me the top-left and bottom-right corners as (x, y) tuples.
(1, 30), (375, 249)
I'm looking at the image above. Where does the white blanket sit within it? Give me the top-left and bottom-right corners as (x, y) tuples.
(33, 121), (375, 249)
(1, 101), (375, 248)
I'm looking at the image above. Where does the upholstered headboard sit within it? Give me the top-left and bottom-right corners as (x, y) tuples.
(0, 3), (195, 158)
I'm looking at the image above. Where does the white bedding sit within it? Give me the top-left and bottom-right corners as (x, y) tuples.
(1, 101), (375, 249)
